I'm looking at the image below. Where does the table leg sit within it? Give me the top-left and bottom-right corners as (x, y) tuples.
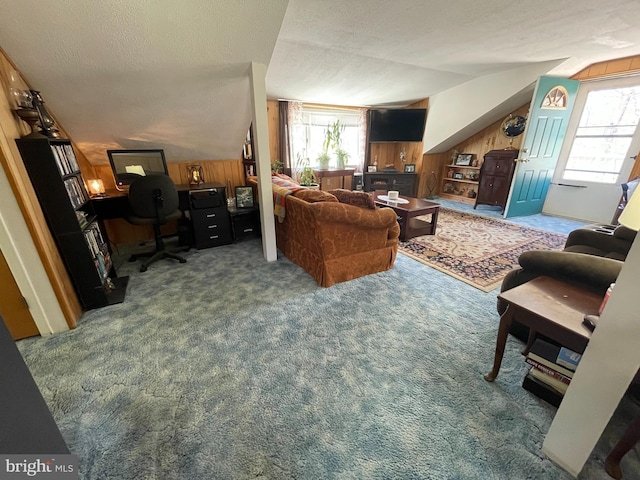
(431, 207), (439, 234)
(522, 328), (537, 356)
(484, 304), (515, 382)
(605, 410), (640, 479)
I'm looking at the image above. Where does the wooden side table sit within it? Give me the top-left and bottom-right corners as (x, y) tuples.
(484, 276), (601, 382)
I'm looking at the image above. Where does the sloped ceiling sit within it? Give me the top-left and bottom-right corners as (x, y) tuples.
(2, 1), (640, 164)
(0, 0), (289, 164)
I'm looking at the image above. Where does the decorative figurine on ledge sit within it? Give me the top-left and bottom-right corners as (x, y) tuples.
(12, 87), (61, 138)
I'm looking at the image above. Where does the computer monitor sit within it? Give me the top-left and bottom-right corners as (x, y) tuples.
(107, 149), (169, 191)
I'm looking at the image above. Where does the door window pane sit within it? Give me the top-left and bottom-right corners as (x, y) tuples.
(562, 86), (640, 183)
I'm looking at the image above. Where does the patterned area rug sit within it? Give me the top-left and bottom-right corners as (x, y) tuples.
(398, 208), (568, 292)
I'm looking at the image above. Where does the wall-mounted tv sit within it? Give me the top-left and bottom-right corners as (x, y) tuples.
(368, 108), (427, 142)
(107, 149), (169, 191)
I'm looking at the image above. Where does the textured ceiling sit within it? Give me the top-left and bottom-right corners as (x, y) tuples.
(2, 1), (640, 164)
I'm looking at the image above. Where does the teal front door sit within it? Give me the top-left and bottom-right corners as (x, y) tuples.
(504, 76), (579, 218)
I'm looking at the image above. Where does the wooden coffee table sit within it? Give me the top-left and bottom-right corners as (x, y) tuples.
(374, 192), (440, 241)
(484, 276), (601, 382)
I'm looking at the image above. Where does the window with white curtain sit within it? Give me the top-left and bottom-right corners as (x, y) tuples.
(289, 104), (367, 174)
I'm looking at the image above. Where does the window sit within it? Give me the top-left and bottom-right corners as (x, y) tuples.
(289, 104), (366, 174)
(562, 84), (640, 183)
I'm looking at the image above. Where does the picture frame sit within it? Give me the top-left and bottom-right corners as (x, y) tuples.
(453, 172), (464, 179)
(235, 186), (254, 208)
(367, 165), (377, 172)
(454, 153), (473, 166)
(404, 163), (416, 173)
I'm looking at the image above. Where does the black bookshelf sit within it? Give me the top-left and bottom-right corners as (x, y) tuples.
(16, 136), (128, 310)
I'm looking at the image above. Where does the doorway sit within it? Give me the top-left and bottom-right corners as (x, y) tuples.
(543, 76), (640, 223)
(0, 248), (39, 340)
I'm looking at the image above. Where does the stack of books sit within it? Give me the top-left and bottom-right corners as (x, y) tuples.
(522, 338), (582, 407)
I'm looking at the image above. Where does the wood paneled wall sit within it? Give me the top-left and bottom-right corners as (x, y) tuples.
(572, 55), (640, 81)
(421, 104), (529, 198)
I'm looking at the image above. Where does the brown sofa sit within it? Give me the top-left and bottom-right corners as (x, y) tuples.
(249, 175), (400, 286)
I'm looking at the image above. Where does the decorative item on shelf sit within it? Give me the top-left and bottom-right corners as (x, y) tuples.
(87, 179), (106, 197)
(187, 164), (204, 185)
(500, 113), (527, 149)
(465, 172), (479, 181)
(425, 171), (438, 199)
(368, 165), (377, 173)
(443, 182), (454, 193)
(226, 179), (235, 208)
(453, 172), (464, 180)
(450, 149), (459, 165)
(404, 163), (416, 173)
(468, 189), (477, 198)
(448, 169), (454, 178)
(243, 128), (253, 160)
(383, 164), (396, 172)
(29, 90), (60, 138)
(235, 186), (255, 208)
(454, 153), (473, 166)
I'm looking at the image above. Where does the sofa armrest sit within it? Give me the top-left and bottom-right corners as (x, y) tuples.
(565, 226), (634, 258)
(517, 250), (622, 291)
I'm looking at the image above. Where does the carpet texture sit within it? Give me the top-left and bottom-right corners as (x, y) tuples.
(399, 208), (568, 291)
(16, 239), (639, 479)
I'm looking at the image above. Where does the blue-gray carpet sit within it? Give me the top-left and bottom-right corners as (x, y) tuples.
(16, 210), (639, 479)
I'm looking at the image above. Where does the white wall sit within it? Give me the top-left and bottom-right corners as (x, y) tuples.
(543, 235), (640, 476)
(423, 59), (565, 154)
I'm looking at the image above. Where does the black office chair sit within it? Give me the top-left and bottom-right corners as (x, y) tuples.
(126, 174), (188, 272)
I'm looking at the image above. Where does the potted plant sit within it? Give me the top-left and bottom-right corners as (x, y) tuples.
(299, 166), (318, 188)
(330, 120), (349, 169)
(271, 158), (283, 174)
(295, 152), (319, 189)
(316, 125), (332, 170)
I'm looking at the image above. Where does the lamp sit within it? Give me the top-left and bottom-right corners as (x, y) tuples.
(619, 188), (640, 231)
(187, 165), (204, 185)
(87, 179), (106, 197)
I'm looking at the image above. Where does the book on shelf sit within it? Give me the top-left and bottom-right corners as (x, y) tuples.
(528, 367), (568, 394)
(522, 371), (563, 408)
(525, 357), (571, 385)
(527, 339), (576, 379)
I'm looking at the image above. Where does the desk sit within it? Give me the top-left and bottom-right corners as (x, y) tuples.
(313, 168), (355, 191)
(484, 276), (600, 382)
(91, 183), (227, 247)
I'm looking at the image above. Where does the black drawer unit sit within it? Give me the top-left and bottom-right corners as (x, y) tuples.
(229, 206), (261, 241)
(363, 172), (417, 197)
(189, 188), (233, 249)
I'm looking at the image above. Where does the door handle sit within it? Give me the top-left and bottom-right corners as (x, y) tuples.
(516, 158), (529, 163)
(551, 183), (588, 188)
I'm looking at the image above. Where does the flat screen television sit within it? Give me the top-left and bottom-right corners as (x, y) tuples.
(107, 149), (169, 191)
(368, 108), (427, 142)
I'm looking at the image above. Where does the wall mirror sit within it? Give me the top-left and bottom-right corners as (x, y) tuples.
(501, 114), (527, 138)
